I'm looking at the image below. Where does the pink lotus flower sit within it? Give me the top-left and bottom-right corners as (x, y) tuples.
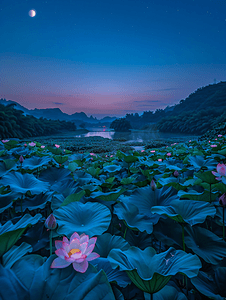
(219, 193), (226, 206)
(167, 153), (171, 156)
(218, 135), (222, 137)
(29, 142), (36, 147)
(215, 138), (217, 140)
(105, 155), (108, 157)
(2, 140), (9, 143)
(19, 155), (24, 163)
(24, 143), (27, 147)
(55, 144), (60, 148)
(212, 163), (226, 184)
(211, 145), (217, 148)
(45, 213), (57, 230)
(41, 145), (45, 149)
(189, 140), (191, 142)
(51, 232), (100, 273)
(141, 150), (145, 152)
(90, 153), (96, 156)
(158, 159), (162, 162)
(110, 155), (113, 157)
(150, 150), (155, 153)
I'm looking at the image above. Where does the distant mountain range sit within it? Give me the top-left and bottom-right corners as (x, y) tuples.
(0, 99), (117, 124)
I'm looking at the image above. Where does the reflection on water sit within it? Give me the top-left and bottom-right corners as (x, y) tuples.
(74, 127), (199, 143)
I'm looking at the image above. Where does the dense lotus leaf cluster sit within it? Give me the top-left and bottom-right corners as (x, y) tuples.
(0, 136), (226, 300)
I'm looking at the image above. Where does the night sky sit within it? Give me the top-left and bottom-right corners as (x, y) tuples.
(1, 0), (226, 118)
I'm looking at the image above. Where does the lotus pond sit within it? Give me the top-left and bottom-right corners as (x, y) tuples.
(0, 136), (226, 300)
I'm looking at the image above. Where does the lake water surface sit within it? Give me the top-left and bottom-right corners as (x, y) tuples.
(74, 127), (199, 144)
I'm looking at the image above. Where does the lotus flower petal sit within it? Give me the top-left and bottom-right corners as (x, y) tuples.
(51, 257), (71, 268)
(73, 260), (88, 273)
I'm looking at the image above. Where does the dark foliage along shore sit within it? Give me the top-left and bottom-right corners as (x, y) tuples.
(112, 81), (226, 135)
(0, 103), (77, 139)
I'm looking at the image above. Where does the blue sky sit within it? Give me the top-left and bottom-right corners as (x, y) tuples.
(1, 0), (226, 118)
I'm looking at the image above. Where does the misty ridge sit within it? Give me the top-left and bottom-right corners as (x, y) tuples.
(0, 81), (226, 140)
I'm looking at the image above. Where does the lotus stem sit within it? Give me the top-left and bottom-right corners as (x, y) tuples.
(50, 230), (52, 256)
(20, 195), (23, 215)
(209, 183), (212, 203)
(223, 206), (225, 241)
(182, 223), (185, 252)
(123, 226), (127, 239)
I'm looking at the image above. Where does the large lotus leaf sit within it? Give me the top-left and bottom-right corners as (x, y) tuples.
(9, 254), (116, 300)
(0, 160), (16, 177)
(0, 190), (18, 213)
(144, 285), (188, 300)
(151, 200), (216, 225)
(73, 170), (94, 185)
(108, 247), (201, 294)
(54, 201), (111, 238)
(94, 233), (130, 258)
(103, 164), (122, 173)
(125, 230), (153, 250)
(188, 155), (217, 171)
(114, 201), (154, 234)
(184, 226), (226, 264)
(53, 155), (68, 164)
(39, 167), (72, 185)
(21, 155), (52, 170)
(191, 270), (226, 300)
(123, 186), (179, 224)
(108, 246), (201, 280)
(47, 146), (62, 155)
(23, 222), (49, 252)
(0, 213), (42, 256)
(195, 170), (218, 184)
(153, 218), (183, 248)
(91, 257), (132, 288)
(91, 188), (126, 202)
(158, 177), (178, 186)
(1, 171), (50, 196)
(60, 190), (85, 207)
(123, 155), (139, 163)
(2, 242), (33, 269)
(0, 264), (29, 300)
(15, 191), (52, 212)
(52, 179), (79, 196)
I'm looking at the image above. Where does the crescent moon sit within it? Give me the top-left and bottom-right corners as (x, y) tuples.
(29, 10), (36, 17)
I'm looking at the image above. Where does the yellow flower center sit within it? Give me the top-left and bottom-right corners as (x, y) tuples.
(68, 248), (81, 257)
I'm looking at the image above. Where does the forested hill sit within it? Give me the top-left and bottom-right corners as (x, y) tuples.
(156, 81), (226, 135)
(0, 103), (77, 139)
(171, 81), (226, 114)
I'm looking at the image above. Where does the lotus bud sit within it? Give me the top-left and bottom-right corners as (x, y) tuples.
(151, 179), (156, 191)
(173, 170), (179, 177)
(167, 153), (171, 156)
(19, 155), (24, 163)
(219, 193), (226, 206)
(45, 214), (57, 230)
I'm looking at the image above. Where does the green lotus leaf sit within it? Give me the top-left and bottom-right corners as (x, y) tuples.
(191, 270), (226, 300)
(21, 156), (52, 170)
(184, 226), (226, 264)
(114, 201), (154, 234)
(108, 246), (201, 293)
(144, 285), (188, 300)
(91, 188), (126, 202)
(124, 186), (179, 224)
(53, 155), (68, 164)
(103, 164), (122, 173)
(2, 242), (33, 269)
(151, 200), (216, 225)
(195, 170), (218, 184)
(8, 254), (116, 300)
(0, 214), (42, 257)
(123, 155), (139, 163)
(94, 233), (130, 258)
(54, 201), (111, 238)
(188, 155), (217, 171)
(91, 257), (132, 288)
(60, 190), (85, 207)
(1, 171), (50, 196)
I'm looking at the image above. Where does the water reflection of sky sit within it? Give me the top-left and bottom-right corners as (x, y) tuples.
(74, 129), (199, 143)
